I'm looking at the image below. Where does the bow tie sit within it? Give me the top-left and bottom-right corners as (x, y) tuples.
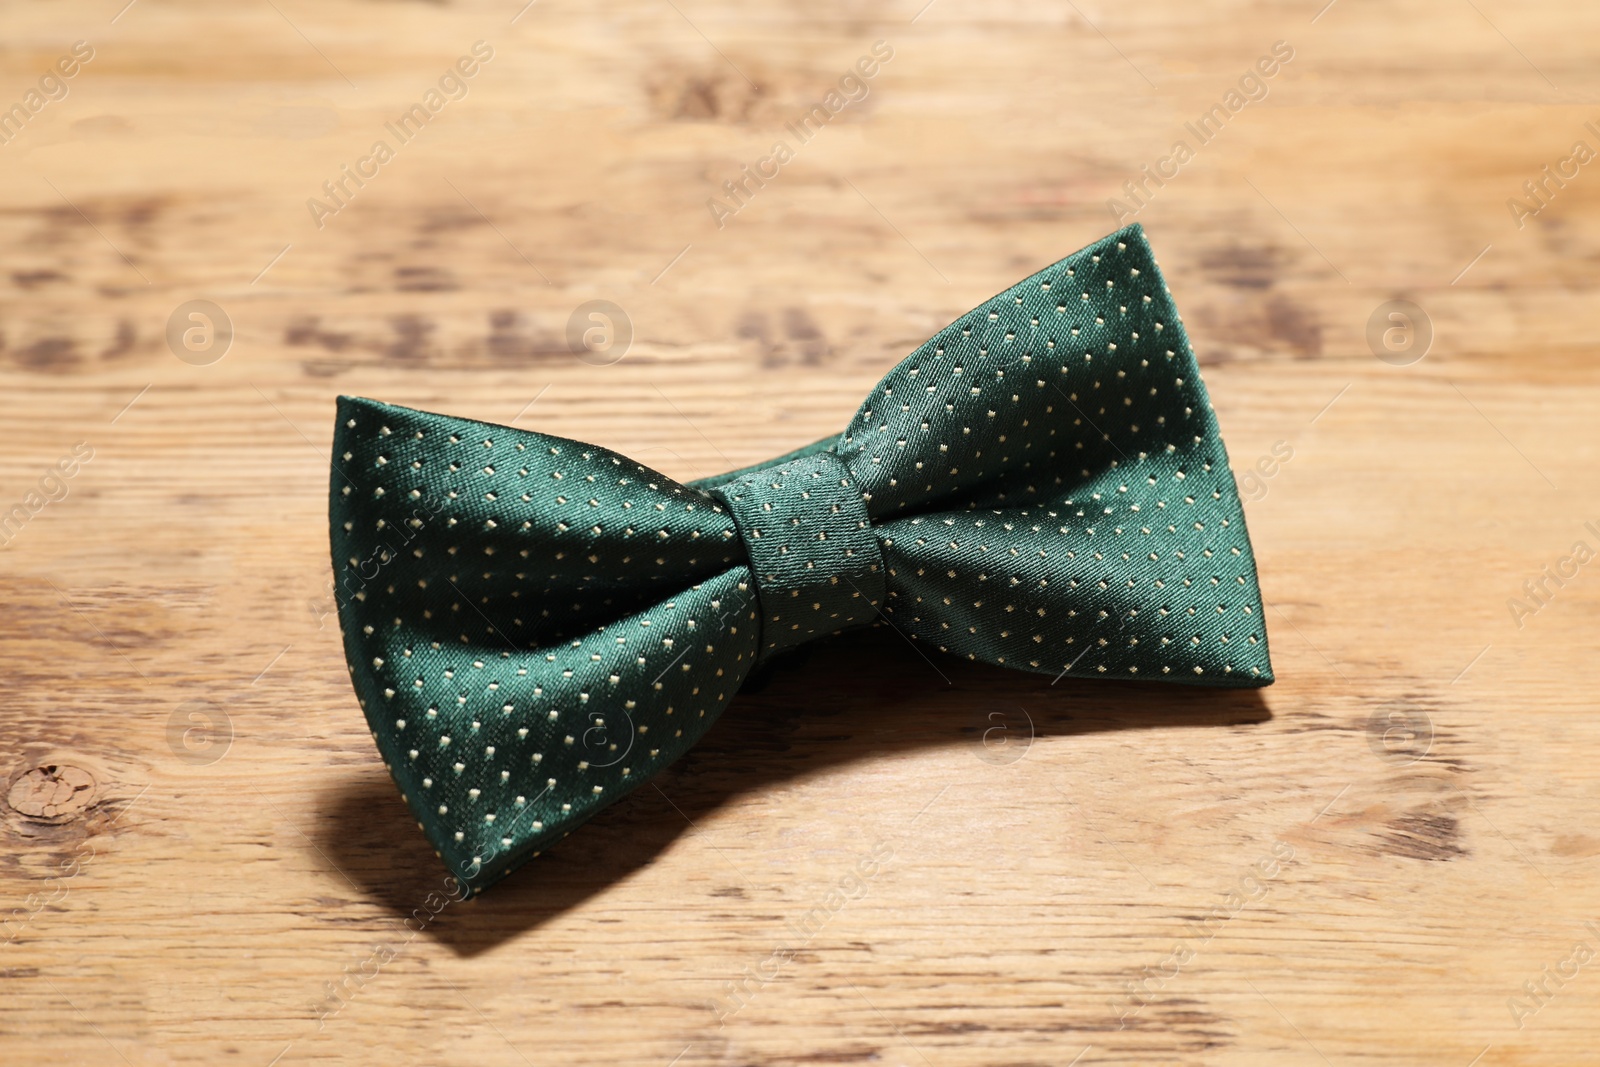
(329, 223), (1273, 896)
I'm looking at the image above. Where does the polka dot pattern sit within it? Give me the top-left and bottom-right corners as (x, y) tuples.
(833, 224), (1273, 685)
(330, 223), (1272, 895)
(331, 400), (761, 895)
(708, 449), (886, 657)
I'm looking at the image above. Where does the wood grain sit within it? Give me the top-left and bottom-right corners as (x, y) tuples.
(3, 1), (1599, 1064)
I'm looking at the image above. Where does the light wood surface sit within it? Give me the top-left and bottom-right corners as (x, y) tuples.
(4, 1), (1600, 1064)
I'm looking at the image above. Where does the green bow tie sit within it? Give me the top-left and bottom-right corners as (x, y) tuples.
(329, 223), (1272, 896)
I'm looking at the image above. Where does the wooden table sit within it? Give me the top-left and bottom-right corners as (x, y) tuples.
(3, 1), (1598, 1063)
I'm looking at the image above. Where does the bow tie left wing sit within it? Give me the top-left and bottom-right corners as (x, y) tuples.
(330, 398), (764, 894)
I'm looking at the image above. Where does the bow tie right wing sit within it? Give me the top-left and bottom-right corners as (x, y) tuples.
(830, 223), (1273, 686)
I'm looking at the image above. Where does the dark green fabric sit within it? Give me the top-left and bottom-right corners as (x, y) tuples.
(707, 448), (887, 658)
(329, 223), (1273, 896)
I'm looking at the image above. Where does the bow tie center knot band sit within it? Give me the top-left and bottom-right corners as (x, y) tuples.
(709, 449), (886, 659)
